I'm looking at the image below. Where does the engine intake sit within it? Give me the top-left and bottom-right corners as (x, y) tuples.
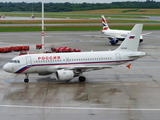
(109, 38), (118, 45)
(55, 69), (74, 81)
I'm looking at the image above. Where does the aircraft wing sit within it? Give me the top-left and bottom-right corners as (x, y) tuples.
(82, 34), (108, 38)
(57, 65), (112, 71)
(56, 64), (132, 71)
(82, 34), (125, 39)
(47, 65), (112, 73)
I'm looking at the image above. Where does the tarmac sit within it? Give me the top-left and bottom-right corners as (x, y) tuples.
(0, 30), (160, 120)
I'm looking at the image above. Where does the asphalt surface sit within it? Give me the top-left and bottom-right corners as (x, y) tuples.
(0, 31), (160, 120)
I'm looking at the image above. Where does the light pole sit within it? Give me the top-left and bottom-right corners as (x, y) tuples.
(41, 0), (44, 50)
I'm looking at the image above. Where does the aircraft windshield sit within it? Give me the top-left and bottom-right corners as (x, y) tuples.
(10, 60), (20, 63)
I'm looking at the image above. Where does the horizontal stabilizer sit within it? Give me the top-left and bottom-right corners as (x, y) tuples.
(142, 32), (151, 36)
(128, 52), (146, 57)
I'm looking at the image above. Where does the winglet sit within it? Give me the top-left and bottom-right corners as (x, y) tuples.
(126, 63), (132, 69)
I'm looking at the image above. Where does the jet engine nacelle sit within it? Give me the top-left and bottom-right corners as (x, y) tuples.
(55, 69), (74, 81)
(109, 38), (119, 45)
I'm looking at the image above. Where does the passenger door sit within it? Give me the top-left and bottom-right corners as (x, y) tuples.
(115, 53), (121, 61)
(66, 58), (70, 64)
(26, 56), (32, 66)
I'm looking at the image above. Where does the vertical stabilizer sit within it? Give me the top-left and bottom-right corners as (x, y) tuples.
(102, 15), (110, 30)
(115, 24), (143, 52)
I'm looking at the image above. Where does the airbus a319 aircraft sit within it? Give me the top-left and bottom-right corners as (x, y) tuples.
(101, 15), (144, 45)
(3, 24), (146, 83)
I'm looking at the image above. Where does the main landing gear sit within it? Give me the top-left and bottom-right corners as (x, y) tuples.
(23, 74), (86, 83)
(78, 76), (86, 82)
(76, 71), (86, 82)
(24, 74), (29, 83)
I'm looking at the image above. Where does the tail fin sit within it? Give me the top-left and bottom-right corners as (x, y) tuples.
(102, 15), (110, 30)
(115, 24), (143, 52)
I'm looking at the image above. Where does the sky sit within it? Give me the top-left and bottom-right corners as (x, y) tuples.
(1, 0), (159, 3)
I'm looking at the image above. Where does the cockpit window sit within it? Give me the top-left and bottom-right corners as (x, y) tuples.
(10, 60), (20, 63)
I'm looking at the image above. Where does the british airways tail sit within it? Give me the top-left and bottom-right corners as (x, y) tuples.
(115, 24), (143, 52)
(102, 15), (110, 30)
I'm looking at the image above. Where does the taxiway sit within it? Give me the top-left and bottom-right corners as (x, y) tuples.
(0, 31), (160, 120)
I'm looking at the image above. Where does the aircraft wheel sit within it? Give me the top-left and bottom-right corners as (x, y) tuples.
(79, 76), (86, 82)
(139, 39), (143, 43)
(24, 78), (29, 83)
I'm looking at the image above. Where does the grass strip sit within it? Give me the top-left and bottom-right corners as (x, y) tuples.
(0, 25), (160, 32)
(0, 20), (159, 24)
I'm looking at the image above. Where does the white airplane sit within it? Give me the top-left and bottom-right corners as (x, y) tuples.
(101, 15), (144, 45)
(3, 24), (146, 83)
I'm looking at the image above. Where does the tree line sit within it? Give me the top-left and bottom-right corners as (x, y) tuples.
(0, 0), (159, 12)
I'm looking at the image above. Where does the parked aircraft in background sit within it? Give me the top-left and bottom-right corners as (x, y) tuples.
(3, 24), (146, 83)
(101, 15), (144, 45)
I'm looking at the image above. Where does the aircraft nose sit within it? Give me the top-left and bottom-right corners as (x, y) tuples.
(3, 64), (12, 73)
